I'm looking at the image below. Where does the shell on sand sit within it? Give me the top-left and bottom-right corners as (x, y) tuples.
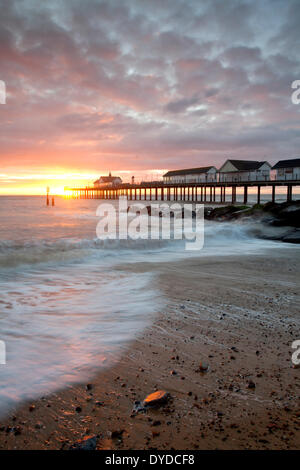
(143, 390), (169, 406)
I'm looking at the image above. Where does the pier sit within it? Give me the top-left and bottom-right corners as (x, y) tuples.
(66, 180), (300, 204)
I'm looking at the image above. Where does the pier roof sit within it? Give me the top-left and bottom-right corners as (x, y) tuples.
(220, 159), (271, 171)
(272, 158), (300, 169)
(164, 166), (216, 177)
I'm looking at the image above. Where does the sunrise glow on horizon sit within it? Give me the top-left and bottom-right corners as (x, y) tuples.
(0, 168), (167, 195)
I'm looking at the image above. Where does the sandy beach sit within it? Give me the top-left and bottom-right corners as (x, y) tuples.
(0, 246), (299, 450)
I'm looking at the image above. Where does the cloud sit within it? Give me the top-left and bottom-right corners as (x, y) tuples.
(0, 0), (299, 183)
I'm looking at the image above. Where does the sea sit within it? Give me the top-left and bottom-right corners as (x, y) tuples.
(0, 193), (298, 417)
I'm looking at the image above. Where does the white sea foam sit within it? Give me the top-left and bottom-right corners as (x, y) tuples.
(0, 267), (161, 417)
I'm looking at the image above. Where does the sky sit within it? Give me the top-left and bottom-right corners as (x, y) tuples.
(0, 0), (299, 194)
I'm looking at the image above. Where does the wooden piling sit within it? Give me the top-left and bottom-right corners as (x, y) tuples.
(243, 186), (248, 204)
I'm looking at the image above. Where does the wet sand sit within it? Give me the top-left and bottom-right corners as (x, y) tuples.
(0, 248), (299, 450)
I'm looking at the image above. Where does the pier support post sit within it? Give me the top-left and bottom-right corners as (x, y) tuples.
(231, 186), (235, 204)
(287, 185), (292, 202)
(257, 186), (261, 204)
(222, 187), (226, 203)
(272, 185), (275, 203)
(243, 186), (248, 204)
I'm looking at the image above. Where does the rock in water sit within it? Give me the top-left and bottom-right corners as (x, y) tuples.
(69, 435), (98, 451)
(143, 390), (170, 407)
(282, 229), (300, 244)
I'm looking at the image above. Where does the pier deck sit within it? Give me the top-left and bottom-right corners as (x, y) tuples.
(66, 180), (300, 204)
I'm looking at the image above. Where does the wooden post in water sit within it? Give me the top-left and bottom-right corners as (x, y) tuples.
(257, 186), (261, 204)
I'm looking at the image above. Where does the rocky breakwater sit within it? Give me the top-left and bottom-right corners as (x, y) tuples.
(205, 201), (300, 243)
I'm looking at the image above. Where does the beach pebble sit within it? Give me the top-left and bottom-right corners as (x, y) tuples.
(13, 426), (22, 436)
(197, 362), (209, 372)
(109, 429), (124, 439)
(152, 420), (161, 427)
(69, 435), (98, 451)
(247, 380), (256, 389)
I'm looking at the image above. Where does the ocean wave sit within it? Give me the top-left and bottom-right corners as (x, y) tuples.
(0, 217), (290, 269)
(0, 237), (179, 268)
